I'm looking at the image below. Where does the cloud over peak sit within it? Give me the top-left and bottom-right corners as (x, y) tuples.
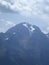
(0, 0), (48, 13)
(0, 0), (49, 21)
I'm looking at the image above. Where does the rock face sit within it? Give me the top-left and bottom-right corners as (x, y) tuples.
(0, 22), (49, 65)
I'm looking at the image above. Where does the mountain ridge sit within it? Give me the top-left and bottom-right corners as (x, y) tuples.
(0, 22), (49, 65)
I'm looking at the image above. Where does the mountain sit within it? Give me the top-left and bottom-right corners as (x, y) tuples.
(0, 22), (49, 65)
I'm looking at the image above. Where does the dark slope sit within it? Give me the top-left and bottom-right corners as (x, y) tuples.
(0, 22), (49, 65)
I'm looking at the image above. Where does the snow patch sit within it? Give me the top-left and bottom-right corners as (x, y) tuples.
(30, 26), (35, 32)
(22, 23), (28, 28)
(5, 38), (9, 40)
(22, 23), (35, 32)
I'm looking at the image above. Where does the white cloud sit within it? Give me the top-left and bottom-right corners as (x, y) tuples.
(0, 0), (49, 21)
(40, 14), (49, 21)
(0, 20), (16, 32)
(0, 0), (10, 7)
(0, 27), (5, 32)
(45, 6), (49, 13)
(6, 21), (16, 27)
(0, 0), (8, 6)
(46, 27), (49, 31)
(42, 30), (48, 34)
(42, 26), (49, 34)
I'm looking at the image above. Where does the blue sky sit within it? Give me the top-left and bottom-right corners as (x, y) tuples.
(0, 0), (49, 34)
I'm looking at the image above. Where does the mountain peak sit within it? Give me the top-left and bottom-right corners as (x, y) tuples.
(20, 22), (36, 32)
(5, 22), (41, 38)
